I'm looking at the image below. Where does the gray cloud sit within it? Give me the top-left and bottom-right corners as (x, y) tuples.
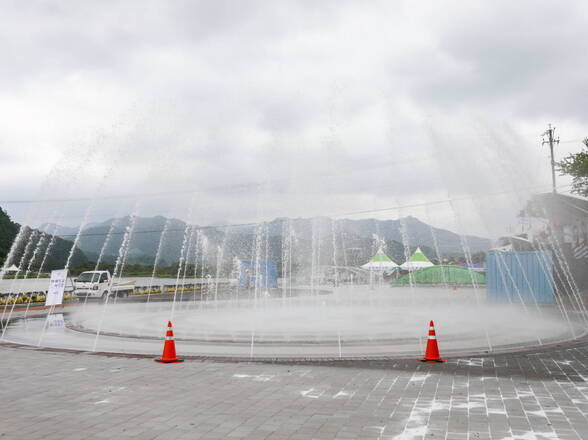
(0, 0), (585, 237)
(405, 1), (588, 122)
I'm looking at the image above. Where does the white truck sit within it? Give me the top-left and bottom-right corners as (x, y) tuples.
(73, 271), (136, 301)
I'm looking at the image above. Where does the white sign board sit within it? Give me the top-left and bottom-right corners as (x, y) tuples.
(45, 269), (68, 306)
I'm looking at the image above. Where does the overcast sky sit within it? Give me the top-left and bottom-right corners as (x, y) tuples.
(1, 0), (587, 237)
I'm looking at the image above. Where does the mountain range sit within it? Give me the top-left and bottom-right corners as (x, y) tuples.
(39, 215), (492, 267)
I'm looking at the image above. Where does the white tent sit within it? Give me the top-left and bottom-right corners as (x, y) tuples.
(400, 247), (435, 271)
(4, 264), (19, 273)
(361, 248), (399, 272)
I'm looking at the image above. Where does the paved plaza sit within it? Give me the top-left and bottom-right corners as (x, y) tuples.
(3, 343), (588, 439)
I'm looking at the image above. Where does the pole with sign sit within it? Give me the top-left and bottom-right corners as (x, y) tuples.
(46, 269), (68, 306)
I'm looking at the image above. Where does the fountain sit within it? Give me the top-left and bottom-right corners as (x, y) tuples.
(1, 124), (587, 361)
(1, 206), (585, 361)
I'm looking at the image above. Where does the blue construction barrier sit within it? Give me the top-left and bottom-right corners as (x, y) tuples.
(486, 251), (554, 304)
(238, 261), (278, 289)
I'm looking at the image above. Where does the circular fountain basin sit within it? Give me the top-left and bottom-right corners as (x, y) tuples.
(3, 287), (583, 360)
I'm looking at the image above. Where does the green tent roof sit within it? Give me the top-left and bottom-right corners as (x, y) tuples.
(395, 265), (486, 285)
(362, 248), (399, 269)
(370, 251), (393, 263)
(407, 247), (431, 263)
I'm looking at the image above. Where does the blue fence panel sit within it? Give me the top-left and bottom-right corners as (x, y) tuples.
(238, 261), (278, 289)
(486, 251), (554, 304)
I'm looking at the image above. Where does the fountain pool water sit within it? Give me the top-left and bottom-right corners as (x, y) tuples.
(3, 286), (581, 360)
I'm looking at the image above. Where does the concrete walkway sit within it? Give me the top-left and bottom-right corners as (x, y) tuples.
(2, 343), (588, 439)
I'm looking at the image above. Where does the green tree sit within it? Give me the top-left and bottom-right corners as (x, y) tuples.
(557, 138), (588, 196)
(0, 207), (20, 265)
(0, 205), (88, 272)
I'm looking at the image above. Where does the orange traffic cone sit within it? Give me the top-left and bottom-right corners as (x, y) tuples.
(155, 321), (184, 363)
(420, 320), (445, 363)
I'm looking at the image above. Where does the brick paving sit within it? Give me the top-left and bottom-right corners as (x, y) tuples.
(2, 344), (588, 439)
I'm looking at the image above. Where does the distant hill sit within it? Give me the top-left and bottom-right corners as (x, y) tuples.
(0, 207), (87, 272)
(38, 222), (101, 236)
(46, 215), (491, 267)
(334, 216), (490, 255)
(53, 216), (190, 266)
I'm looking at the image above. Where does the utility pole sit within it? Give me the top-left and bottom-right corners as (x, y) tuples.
(542, 124), (560, 193)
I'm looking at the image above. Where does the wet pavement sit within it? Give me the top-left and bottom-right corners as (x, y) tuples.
(2, 340), (588, 439)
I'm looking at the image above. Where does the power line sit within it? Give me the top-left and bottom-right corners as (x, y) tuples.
(47, 182), (572, 239)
